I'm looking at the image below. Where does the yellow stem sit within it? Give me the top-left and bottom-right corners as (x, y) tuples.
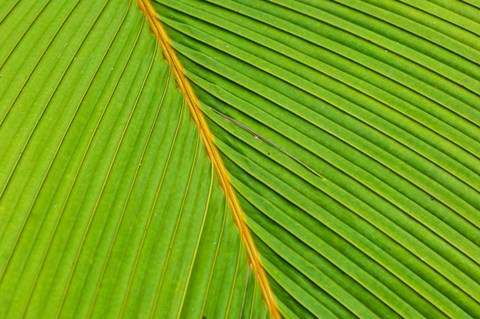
(136, 0), (280, 318)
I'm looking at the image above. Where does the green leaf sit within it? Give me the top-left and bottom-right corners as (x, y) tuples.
(151, 0), (479, 318)
(0, 1), (266, 318)
(1, 0), (480, 318)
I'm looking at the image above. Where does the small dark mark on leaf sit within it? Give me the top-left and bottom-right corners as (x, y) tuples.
(209, 107), (324, 180)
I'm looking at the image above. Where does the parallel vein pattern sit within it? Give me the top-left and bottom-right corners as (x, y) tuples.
(136, 0), (280, 317)
(0, 0), (267, 318)
(153, 0), (480, 318)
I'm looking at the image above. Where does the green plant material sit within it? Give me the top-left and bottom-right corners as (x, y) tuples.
(0, 1), (266, 318)
(1, 0), (479, 318)
(154, 0), (480, 317)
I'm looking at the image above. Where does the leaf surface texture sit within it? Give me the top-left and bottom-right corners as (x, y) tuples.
(1, 0), (480, 318)
(152, 0), (480, 318)
(0, 1), (266, 318)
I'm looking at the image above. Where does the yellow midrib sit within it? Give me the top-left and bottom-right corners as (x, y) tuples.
(136, 0), (280, 317)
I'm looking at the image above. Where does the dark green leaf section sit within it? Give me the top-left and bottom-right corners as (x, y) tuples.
(154, 0), (480, 318)
(0, 1), (267, 318)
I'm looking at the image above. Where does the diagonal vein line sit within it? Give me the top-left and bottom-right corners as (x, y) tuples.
(176, 153), (215, 319)
(199, 200), (228, 316)
(151, 125), (201, 319)
(209, 107), (324, 180)
(239, 266), (251, 319)
(136, 0), (280, 317)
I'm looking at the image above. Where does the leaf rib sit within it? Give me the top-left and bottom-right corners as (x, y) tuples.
(136, 0), (280, 317)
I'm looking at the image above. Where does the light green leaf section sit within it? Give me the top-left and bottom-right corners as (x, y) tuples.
(0, 0), (267, 318)
(153, 0), (480, 318)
